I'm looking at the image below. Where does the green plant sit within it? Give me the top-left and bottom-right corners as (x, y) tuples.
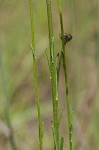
(46, 0), (59, 149)
(46, 0), (73, 149)
(57, 0), (73, 150)
(29, 0), (43, 150)
(29, 0), (73, 150)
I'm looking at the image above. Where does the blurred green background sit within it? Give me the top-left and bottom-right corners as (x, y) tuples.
(0, 0), (99, 149)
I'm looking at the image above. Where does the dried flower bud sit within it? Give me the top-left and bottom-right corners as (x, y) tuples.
(59, 33), (72, 45)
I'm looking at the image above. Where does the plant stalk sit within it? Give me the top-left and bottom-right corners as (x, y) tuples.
(57, 0), (73, 149)
(29, 1), (43, 149)
(46, 0), (59, 149)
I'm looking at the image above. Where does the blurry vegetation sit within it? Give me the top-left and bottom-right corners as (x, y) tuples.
(0, 0), (99, 149)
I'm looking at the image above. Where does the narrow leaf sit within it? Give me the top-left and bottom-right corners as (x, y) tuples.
(45, 49), (50, 69)
(52, 125), (58, 150)
(60, 137), (64, 150)
(30, 44), (35, 59)
(56, 53), (59, 71)
(56, 52), (62, 84)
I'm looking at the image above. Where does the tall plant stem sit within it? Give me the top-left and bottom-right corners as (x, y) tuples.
(46, 0), (59, 149)
(0, 50), (17, 150)
(62, 50), (73, 150)
(57, 0), (73, 150)
(29, 1), (43, 149)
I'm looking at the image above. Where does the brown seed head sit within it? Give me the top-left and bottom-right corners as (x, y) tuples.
(59, 33), (72, 45)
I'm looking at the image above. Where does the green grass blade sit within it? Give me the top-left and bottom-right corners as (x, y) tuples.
(56, 53), (59, 82)
(57, 0), (73, 149)
(61, 50), (73, 150)
(45, 49), (50, 70)
(52, 125), (58, 150)
(30, 44), (43, 150)
(29, 1), (43, 149)
(29, 0), (35, 50)
(46, 0), (54, 61)
(46, 0), (59, 149)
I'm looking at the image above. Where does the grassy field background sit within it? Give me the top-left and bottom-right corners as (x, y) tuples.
(0, 0), (99, 149)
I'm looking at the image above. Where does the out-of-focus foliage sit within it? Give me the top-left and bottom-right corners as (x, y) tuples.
(0, 0), (99, 149)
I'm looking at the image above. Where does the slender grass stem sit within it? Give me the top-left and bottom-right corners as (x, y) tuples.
(46, 0), (54, 61)
(57, 0), (73, 150)
(29, 1), (43, 149)
(46, 0), (59, 149)
(61, 51), (73, 150)
(0, 50), (17, 150)
(50, 60), (59, 150)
